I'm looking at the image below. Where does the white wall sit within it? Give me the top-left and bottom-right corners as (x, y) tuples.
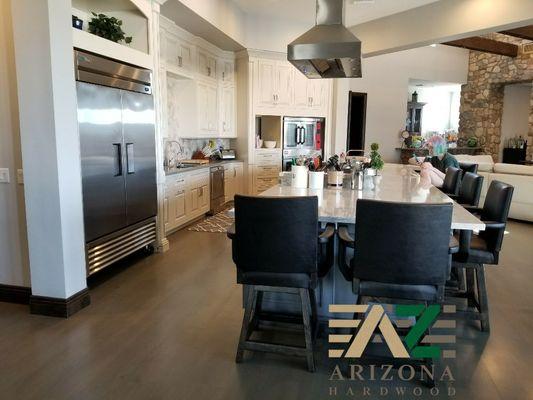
(500, 83), (531, 162)
(0, 0), (30, 287)
(408, 84), (462, 135)
(332, 45), (469, 162)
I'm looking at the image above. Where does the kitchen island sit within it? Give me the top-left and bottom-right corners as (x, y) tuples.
(254, 164), (484, 319)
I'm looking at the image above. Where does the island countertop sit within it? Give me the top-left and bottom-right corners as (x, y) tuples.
(260, 164), (485, 231)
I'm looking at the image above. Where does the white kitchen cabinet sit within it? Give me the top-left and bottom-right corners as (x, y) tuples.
(224, 162), (244, 202)
(164, 169), (210, 234)
(161, 30), (195, 75)
(197, 81), (218, 135)
(221, 60), (234, 85)
(198, 48), (217, 80)
(256, 59), (276, 108)
(255, 60), (294, 109)
(293, 71), (310, 108)
(252, 149), (282, 195)
(220, 86), (235, 137)
(275, 62), (292, 107)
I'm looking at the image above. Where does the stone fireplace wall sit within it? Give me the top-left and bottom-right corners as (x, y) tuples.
(458, 33), (533, 161)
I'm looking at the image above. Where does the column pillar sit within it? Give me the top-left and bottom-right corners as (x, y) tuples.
(11, 0), (89, 316)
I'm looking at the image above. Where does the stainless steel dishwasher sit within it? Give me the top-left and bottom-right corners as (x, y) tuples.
(209, 166), (225, 215)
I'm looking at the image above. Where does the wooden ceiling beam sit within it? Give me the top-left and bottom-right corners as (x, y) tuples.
(499, 25), (533, 41)
(443, 36), (518, 57)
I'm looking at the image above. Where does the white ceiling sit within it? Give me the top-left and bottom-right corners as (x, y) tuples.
(231, 0), (441, 26)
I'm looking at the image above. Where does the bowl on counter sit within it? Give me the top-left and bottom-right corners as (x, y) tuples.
(263, 141), (277, 149)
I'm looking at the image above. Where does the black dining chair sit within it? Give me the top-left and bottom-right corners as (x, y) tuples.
(450, 180), (514, 332)
(441, 167), (462, 196)
(459, 162), (479, 175)
(449, 172), (484, 207)
(338, 200), (454, 304)
(227, 195), (334, 372)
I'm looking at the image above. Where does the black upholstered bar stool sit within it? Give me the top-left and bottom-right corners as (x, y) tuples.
(449, 180), (514, 332)
(227, 195), (334, 372)
(449, 172), (484, 207)
(459, 162), (479, 175)
(441, 167), (462, 196)
(338, 199), (454, 304)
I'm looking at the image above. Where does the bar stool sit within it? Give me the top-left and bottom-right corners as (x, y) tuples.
(449, 180), (514, 332)
(227, 195), (334, 372)
(441, 167), (462, 196)
(449, 172), (484, 207)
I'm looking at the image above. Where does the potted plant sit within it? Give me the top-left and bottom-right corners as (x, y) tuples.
(88, 12), (132, 44)
(368, 143), (384, 176)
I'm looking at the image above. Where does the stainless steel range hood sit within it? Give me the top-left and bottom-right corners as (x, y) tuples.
(288, 0), (362, 79)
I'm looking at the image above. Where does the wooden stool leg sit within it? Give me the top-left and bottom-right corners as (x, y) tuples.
(465, 268), (476, 308)
(299, 288), (315, 372)
(236, 285), (256, 363)
(475, 267), (490, 333)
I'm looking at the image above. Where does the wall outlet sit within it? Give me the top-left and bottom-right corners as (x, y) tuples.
(0, 168), (10, 184)
(17, 169), (24, 184)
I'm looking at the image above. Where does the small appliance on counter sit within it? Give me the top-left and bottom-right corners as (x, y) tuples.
(219, 149), (236, 160)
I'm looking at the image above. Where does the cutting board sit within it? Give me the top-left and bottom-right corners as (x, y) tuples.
(181, 159), (210, 165)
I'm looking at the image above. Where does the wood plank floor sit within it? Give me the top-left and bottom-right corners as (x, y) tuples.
(0, 221), (531, 400)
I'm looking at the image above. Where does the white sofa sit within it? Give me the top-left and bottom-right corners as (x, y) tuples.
(455, 154), (533, 222)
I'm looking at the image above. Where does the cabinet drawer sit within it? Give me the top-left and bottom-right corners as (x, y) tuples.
(255, 176), (278, 192)
(255, 152), (281, 165)
(254, 165), (280, 178)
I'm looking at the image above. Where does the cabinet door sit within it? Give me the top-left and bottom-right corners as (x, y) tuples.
(163, 31), (179, 67)
(275, 62), (293, 107)
(187, 187), (199, 215)
(221, 86), (234, 137)
(173, 184), (186, 226)
(221, 60), (234, 84)
(198, 82), (210, 134)
(309, 80), (325, 110)
(198, 49), (216, 79)
(207, 85), (218, 133)
(257, 60), (276, 107)
(178, 41), (194, 71)
(234, 164), (244, 195)
(198, 184), (209, 210)
(293, 71), (310, 108)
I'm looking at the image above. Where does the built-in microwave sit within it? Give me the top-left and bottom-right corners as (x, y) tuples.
(282, 117), (324, 170)
(283, 117), (324, 150)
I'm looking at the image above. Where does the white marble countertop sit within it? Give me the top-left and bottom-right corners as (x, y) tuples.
(260, 164), (485, 231)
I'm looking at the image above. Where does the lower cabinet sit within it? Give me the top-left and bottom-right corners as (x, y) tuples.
(164, 169), (210, 234)
(224, 162), (244, 203)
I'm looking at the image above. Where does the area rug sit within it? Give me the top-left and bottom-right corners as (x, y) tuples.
(187, 207), (234, 233)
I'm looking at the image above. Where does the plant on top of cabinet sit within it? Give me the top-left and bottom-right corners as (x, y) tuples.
(88, 12), (132, 44)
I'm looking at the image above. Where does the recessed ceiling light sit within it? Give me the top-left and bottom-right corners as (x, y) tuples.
(430, 44), (437, 47)
(352, 0), (375, 4)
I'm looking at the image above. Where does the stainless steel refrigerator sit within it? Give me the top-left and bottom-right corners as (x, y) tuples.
(75, 50), (157, 276)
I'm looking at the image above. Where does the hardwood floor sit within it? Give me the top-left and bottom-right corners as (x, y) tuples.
(0, 221), (531, 399)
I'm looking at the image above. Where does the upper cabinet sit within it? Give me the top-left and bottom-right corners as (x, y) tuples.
(161, 30), (195, 75)
(197, 49), (218, 81)
(159, 17), (236, 139)
(253, 55), (330, 117)
(255, 60), (293, 109)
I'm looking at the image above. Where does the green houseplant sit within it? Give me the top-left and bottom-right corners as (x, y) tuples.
(369, 142), (384, 171)
(88, 12), (132, 44)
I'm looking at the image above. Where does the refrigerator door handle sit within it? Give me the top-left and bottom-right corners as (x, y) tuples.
(113, 143), (123, 176)
(126, 143), (135, 174)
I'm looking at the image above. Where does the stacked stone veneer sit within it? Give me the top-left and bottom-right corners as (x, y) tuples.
(458, 33), (533, 161)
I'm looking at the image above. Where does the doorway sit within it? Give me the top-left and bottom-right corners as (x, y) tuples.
(346, 91), (367, 153)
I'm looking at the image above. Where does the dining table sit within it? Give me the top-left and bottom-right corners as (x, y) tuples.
(255, 163), (485, 319)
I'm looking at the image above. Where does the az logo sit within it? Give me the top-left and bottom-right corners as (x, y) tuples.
(328, 304), (456, 359)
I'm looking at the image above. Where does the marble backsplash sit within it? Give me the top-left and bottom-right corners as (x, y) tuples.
(164, 138), (233, 166)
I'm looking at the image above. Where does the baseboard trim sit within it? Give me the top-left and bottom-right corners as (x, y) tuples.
(30, 288), (91, 318)
(0, 284), (31, 305)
